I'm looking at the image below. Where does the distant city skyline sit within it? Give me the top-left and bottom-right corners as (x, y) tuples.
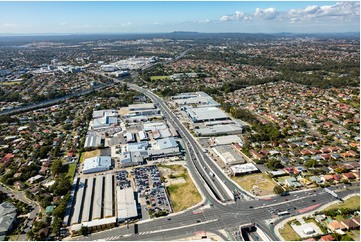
(0, 1), (359, 34)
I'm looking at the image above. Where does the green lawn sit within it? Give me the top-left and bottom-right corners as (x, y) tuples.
(0, 81), (21, 85)
(277, 175), (292, 184)
(323, 195), (360, 211)
(150, 76), (170, 81)
(66, 163), (77, 180)
(279, 222), (301, 241)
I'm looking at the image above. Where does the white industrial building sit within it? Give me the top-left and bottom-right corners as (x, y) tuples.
(212, 145), (245, 165)
(172, 92), (220, 107)
(149, 137), (180, 158)
(93, 109), (118, 119)
(84, 132), (102, 148)
(119, 151), (147, 167)
(101, 65), (117, 72)
(116, 187), (138, 222)
(230, 163), (259, 176)
(91, 116), (118, 130)
(186, 107), (229, 123)
(143, 122), (167, 131)
(128, 103), (155, 111)
(82, 156), (112, 174)
(127, 141), (149, 152)
(138, 131), (148, 141)
(212, 135), (244, 146)
(195, 124), (243, 136)
(67, 175), (119, 232)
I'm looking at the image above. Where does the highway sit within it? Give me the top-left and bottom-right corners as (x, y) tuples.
(2, 49), (358, 241)
(73, 188), (357, 241)
(73, 73), (359, 241)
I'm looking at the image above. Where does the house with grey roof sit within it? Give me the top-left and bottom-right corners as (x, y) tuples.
(0, 202), (17, 237)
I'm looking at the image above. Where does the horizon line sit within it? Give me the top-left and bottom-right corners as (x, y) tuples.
(0, 31), (359, 37)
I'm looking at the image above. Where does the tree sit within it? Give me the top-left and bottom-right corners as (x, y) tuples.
(80, 226), (89, 236)
(51, 159), (63, 176)
(273, 185), (284, 195)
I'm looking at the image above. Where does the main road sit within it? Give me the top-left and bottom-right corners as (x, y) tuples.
(72, 72), (359, 241)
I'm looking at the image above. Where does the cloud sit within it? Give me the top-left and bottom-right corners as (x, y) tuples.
(60, 22), (66, 26)
(119, 22), (132, 27)
(220, 11), (246, 22)
(255, 8), (279, 20)
(2, 23), (17, 27)
(286, 1), (359, 23)
(218, 1), (359, 24)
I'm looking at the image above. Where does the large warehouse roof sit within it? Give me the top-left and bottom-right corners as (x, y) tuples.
(128, 103), (155, 111)
(93, 109), (118, 118)
(156, 137), (178, 150)
(83, 156), (111, 174)
(84, 132), (102, 148)
(117, 187), (138, 222)
(186, 107), (229, 123)
(212, 145), (245, 165)
(143, 122), (167, 131)
(230, 163), (259, 175)
(195, 124), (242, 136)
(214, 135), (243, 146)
(172, 92), (220, 107)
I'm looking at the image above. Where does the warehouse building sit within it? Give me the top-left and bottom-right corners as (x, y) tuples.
(128, 103), (155, 111)
(81, 177), (94, 222)
(91, 116), (118, 130)
(104, 175), (114, 218)
(119, 151), (147, 167)
(143, 122), (168, 131)
(82, 156), (112, 174)
(230, 163), (259, 176)
(172, 92), (220, 107)
(116, 187), (138, 222)
(212, 135), (244, 146)
(92, 177), (103, 220)
(185, 107), (229, 123)
(93, 110), (118, 119)
(67, 175), (118, 232)
(84, 132), (102, 148)
(194, 124), (243, 136)
(128, 142), (149, 152)
(149, 137), (180, 158)
(70, 178), (86, 225)
(138, 131), (148, 141)
(212, 145), (245, 165)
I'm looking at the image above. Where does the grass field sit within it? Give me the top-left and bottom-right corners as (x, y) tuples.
(160, 164), (202, 212)
(150, 76), (170, 81)
(80, 149), (101, 163)
(323, 195), (360, 211)
(66, 163), (77, 180)
(279, 222), (301, 241)
(232, 173), (277, 196)
(0, 81), (21, 85)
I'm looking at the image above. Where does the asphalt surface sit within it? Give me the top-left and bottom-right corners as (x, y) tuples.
(72, 75), (359, 241)
(2, 51), (358, 241)
(0, 183), (39, 240)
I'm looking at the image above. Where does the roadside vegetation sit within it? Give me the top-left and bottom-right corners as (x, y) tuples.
(159, 164), (202, 212)
(232, 173), (277, 196)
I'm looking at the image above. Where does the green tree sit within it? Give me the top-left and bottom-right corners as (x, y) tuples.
(51, 159), (63, 176)
(273, 185), (284, 195)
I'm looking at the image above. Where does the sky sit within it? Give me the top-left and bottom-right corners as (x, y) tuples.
(0, 1), (359, 34)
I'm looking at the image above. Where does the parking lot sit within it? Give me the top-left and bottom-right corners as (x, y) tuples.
(132, 165), (172, 217)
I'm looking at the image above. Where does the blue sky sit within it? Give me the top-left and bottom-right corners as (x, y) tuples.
(0, 1), (359, 34)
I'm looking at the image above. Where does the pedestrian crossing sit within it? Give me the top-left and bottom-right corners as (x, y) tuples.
(105, 231), (152, 240)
